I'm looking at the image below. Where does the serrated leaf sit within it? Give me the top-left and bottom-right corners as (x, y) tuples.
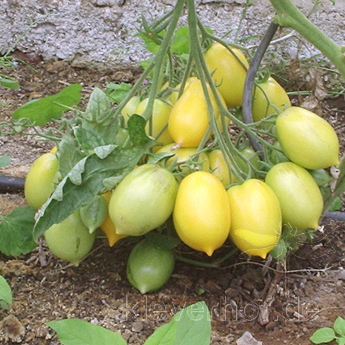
(74, 127), (106, 152)
(144, 302), (211, 345)
(334, 317), (345, 337)
(0, 155), (11, 168)
(0, 275), (12, 309)
(0, 77), (20, 89)
(0, 206), (37, 256)
(12, 84), (82, 125)
(105, 82), (132, 104)
(47, 319), (126, 345)
(94, 145), (118, 159)
(33, 146), (146, 240)
(83, 87), (111, 122)
(310, 328), (336, 344)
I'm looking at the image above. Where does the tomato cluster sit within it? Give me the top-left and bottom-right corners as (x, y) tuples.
(24, 39), (340, 294)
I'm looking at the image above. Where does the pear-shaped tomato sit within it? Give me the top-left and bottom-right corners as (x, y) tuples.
(80, 195), (108, 234)
(204, 42), (249, 107)
(44, 211), (96, 266)
(24, 152), (59, 209)
(121, 96), (141, 124)
(227, 179), (282, 259)
(135, 98), (173, 150)
(156, 143), (209, 174)
(276, 107), (340, 169)
(162, 77), (198, 105)
(265, 162), (324, 230)
(173, 171), (231, 256)
(252, 77), (291, 122)
(208, 149), (233, 186)
(168, 78), (224, 147)
(126, 239), (175, 294)
(109, 164), (178, 236)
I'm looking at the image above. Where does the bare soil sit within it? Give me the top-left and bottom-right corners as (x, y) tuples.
(0, 60), (345, 345)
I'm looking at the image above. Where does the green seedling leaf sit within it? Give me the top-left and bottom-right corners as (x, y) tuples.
(171, 26), (190, 55)
(0, 77), (20, 89)
(0, 206), (37, 256)
(0, 155), (11, 168)
(83, 87), (111, 122)
(145, 301), (211, 345)
(47, 319), (126, 345)
(0, 275), (12, 309)
(105, 82), (132, 104)
(34, 146), (147, 240)
(310, 327), (336, 344)
(12, 84), (82, 125)
(337, 338), (345, 345)
(334, 317), (345, 337)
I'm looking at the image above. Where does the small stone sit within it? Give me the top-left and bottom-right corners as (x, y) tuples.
(236, 331), (262, 345)
(131, 321), (144, 333)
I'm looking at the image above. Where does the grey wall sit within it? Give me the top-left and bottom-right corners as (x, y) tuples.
(1, 0), (345, 69)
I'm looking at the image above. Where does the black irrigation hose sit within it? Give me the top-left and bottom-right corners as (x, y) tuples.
(0, 175), (25, 193)
(242, 21), (279, 154)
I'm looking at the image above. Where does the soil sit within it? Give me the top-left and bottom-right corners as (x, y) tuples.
(1, 60), (345, 345)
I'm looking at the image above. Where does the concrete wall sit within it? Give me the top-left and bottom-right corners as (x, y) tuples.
(1, 0), (345, 69)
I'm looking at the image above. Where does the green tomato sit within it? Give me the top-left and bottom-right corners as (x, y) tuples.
(252, 77), (291, 122)
(126, 239), (175, 294)
(44, 211), (96, 266)
(265, 162), (323, 230)
(234, 146), (262, 174)
(276, 107), (340, 169)
(24, 152), (59, 209)
(80, 195), (108, 234)
(109, 164), (179, 236)
(120, 96), (141, 124)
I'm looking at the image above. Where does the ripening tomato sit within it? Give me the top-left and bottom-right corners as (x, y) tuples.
(252, 77), (291, 122)
(233, 146), (262, 175)
(227, 179), (282, 259)
(276, 107), (340, 169)
(173, 171), (231, 256)
(24, 152), (59, 209)
(168, 78), (225, 147)
(265, 162), (324, 230)
(162, 77), (198, 105)
(208, 149), (232, 186)
(80, 195), (108, 234)
(44, 211), (96, 266)
(204, 42), (249, 107)
(156, 143), (210, 174)
(135, 98), (173, 150)
(109, 164), (178, 236)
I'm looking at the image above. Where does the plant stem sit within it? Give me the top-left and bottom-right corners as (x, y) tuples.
(269, 0), (345, 80)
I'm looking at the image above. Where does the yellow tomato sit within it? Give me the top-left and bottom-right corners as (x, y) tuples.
(252, 77), (291, 122)
(156, 143), (210, 174)
(100, 191), (127, 247)
(204, 42), (249, 107)
(208, 149), (233, 186)
(276, 107), (340, 169)
(24, 152), (59, 209)
(135, 98), (173, 150)
(227, 179), (282, 259)
(265, 162), (323, 230)
(173, 171), (231, 256)
(121, 96), (141, 124)
(168, 78), (224, 147)
(162, 77), (198, 105)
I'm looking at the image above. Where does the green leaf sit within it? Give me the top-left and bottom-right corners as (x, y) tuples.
(128, 114), (154, 147)
(33, 146), (146, 240)
(105, 82), (132, 104)
(145, 302), (211, 345)
(337, 337), (345, 345)
(83, 87), (112, 122)
(47, 319), (126, 345)
(0, 77), (20, 89)
(310, 327), (336, 344)
(74, 127), (106, 152)
(12, 84), (82, 125)
(171, 26), (190, 55)
(145, 232), (181, 251)
(0, 155), (11, 168)
(0, 206), (37, 256)
(334, 317), (345, 337)
(0, 275), (12, 309)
